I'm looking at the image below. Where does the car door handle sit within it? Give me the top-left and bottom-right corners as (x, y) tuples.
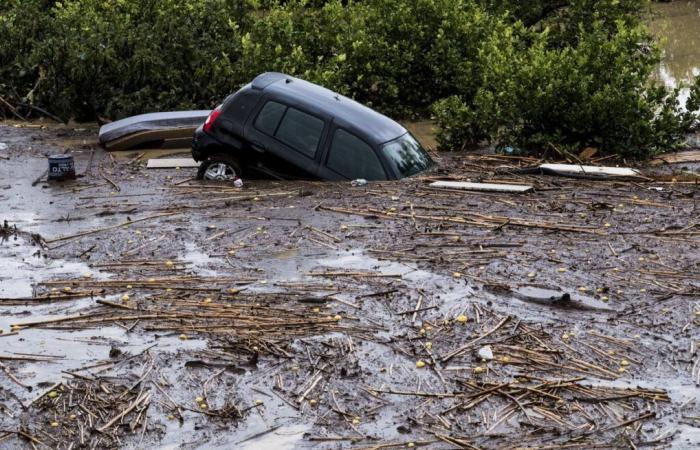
(250, 141), (266, 153)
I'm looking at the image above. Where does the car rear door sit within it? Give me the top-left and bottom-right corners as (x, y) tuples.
(317, 124), (389, 181)
(245, 99), (328, 178)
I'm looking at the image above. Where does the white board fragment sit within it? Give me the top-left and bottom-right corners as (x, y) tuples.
(539, 164), (641, 178)
(146, 158), (200, 169)
(430, 181), (533, 193)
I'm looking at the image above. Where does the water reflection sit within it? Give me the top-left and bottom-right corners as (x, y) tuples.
(651, 0), (700, 91)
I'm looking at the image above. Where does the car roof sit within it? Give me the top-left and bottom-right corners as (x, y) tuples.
(252, 72), (407, 146)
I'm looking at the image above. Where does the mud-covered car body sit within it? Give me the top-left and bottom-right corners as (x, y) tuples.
(192, 72), (433, 181)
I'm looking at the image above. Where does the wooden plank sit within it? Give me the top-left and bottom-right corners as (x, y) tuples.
(146, 158), (200, 169)
(651, 150), (700, 166)
(429, 181), (533, 193)
(539, 164), (641, 178)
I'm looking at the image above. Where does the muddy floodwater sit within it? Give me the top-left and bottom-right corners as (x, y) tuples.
(0, 122), (698, 449)
(0, 7), (699, 449)
(652, 0), (700, 100)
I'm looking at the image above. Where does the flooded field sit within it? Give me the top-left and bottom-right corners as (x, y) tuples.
(0, 6), (699, 449)
(1, 122), (699, 449)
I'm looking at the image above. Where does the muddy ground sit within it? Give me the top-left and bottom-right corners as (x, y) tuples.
(0, 121), (699, 449)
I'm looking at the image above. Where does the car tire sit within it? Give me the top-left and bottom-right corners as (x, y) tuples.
(197, 153), (242, 181)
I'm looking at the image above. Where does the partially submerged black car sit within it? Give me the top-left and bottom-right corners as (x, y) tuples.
(193, 72), (433, 181)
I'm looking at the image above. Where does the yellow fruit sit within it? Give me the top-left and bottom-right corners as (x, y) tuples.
(562, 333), (570, 340)
(558, 268), (567, 273)
(202, 298), (212, 304)
(618, 367), (626, 374)
(168, 414), (175, 420)
(639, 288), (647, 293)
(309, 399), (318, 407)
(195, 396), (204, 403)
(456, 314), (468, 324)
(179, 334), (188, 340)
(352, 417), (360, 425)
(50, 421), (59, 427)
(255, 400), (263, 406)
(407, 443), (415, 448)
(473, 366), (485, 374)
(312, 307), (320, 313)
(121, 294), (129, 302)
(604, 223), (611, 228)
(126, 284), (133, 289)
(601, 296), (609, 302)
(419, 328), (426, 335)
(500, 356), (510, 363)
(165, 260), (174, 267)
(527, 272), (536, 278)
(148, 278), (156, 283)
(416, 360), (426, 369)
(69, 414), (76, 420)
(452, 272), (462, 278)
(199, 403), (207, 409)
(578, 287), (587, 292)
(63, 286), (72, 292)
(48, 391), (58, 399)
(165, 288), (172, 292)
(83, 273), (92, 278)
(340, 225), (348, 231)
(425, 342), (432, 350)
(333, 314), (342, 321)
(620, 359), (630, 367)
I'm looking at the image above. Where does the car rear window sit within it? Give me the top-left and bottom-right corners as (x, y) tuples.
(275, 108), (325, 158)
(327, 129), (386, 180)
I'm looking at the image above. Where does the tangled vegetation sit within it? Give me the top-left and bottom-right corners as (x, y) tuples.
(0, 0), (698, 158)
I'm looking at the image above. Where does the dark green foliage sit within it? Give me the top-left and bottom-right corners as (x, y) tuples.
(1, 0), (245, 120)
(433, 8), (700, 158)
(0, 0), (698, 158)
(238, 0), (501, 117)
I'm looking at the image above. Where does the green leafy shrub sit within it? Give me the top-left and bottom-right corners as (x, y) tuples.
(239, 0), (501, 117)
(1, 0), (698, 159)
(1, 0), (246, 120)
(433, 17), (700, 158)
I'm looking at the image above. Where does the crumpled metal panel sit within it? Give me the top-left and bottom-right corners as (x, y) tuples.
(98, 110), (212, 145)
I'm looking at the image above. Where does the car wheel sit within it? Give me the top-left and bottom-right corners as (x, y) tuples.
(197, 154), (242, 181)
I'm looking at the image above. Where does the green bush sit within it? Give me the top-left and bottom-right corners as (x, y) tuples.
(239, 0), (501, 117)
(1, 0), (698, 159)
(433, 18), (700, 158)
(1, 0), (246, 120)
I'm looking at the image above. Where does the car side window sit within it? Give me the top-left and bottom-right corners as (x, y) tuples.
(254, 101), (286, 136)
(327, 129), (386, 180)
(275, 108), (325, 158)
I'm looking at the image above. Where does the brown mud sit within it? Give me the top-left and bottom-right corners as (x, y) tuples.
(0, 121), (699, 449)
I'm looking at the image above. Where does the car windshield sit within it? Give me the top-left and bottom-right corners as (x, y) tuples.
(381, 133), (433, 178)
